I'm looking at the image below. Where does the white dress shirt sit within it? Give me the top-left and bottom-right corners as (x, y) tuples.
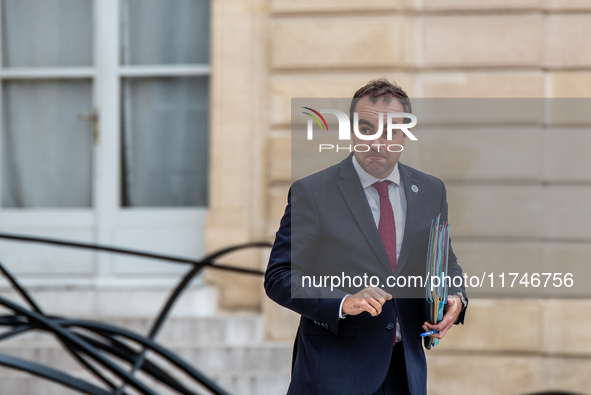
(351, 156), (406, 258)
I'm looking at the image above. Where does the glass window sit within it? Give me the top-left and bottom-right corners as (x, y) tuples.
(1, 0), (92, 67)
(121, 77), (209, 207)
(121, 0), (210, 65)
(2, 80), (93, 208)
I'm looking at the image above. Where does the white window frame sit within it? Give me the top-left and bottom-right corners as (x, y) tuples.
(0, 0), (211, 288)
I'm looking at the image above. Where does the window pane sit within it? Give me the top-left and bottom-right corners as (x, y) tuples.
(121, 77), (208, 207)
(1, 0), (92, 67)
(121, 0), (210, 65)
(2, 80), (93, 208)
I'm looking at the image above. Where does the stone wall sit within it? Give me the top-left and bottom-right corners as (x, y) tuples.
(207, 0), (591, 392)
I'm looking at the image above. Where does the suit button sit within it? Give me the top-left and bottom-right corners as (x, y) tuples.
(386, 322), (395, 331)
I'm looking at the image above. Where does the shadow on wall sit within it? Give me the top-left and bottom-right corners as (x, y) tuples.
(524, 392), (589, 395)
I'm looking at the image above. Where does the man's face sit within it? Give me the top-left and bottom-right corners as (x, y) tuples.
(351, 96), (407, 179)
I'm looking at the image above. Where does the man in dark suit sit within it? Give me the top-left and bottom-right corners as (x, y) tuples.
(265, 79), (467, 395)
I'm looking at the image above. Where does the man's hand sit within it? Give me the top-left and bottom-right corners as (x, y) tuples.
(422, 295), (463, 339)
(342, 287), (392, 317)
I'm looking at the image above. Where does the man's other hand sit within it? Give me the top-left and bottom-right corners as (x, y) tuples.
(422, 295), (463, 339)
(342, 287), (393, 317)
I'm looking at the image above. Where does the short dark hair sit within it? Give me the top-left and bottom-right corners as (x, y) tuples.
(349, 78), (412, 123)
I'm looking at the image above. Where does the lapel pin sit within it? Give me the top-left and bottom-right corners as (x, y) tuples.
(411, 185), (419, 193)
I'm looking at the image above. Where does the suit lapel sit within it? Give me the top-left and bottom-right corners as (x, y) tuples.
(396, 162), (422, 276)
(337, 157), (393, 276)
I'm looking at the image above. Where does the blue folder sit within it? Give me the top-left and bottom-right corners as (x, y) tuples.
(424, 214), (450, 350)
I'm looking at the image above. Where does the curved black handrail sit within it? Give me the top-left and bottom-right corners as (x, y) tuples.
(0, 232), (271, 395)
(0, 296), (159, 395)
(0, 354), (112, 395)
(0, 253), (125, 391)
(0, 233), (267, 275)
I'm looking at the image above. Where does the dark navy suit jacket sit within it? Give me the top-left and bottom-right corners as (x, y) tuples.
(265, 155), (466, 395)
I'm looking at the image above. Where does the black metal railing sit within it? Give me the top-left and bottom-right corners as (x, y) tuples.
(0, 232), (269, 395)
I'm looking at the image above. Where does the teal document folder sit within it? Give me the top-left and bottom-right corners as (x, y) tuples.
(424, 214), (450, 350)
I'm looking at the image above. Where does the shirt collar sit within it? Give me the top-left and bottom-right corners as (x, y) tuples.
(352, 155), (401, 189)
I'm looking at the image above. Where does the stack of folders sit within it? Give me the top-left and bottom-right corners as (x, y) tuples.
(425, 214), (450, 349)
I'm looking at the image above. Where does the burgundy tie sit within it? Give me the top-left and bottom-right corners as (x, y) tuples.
(372, 181), (397, 275)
